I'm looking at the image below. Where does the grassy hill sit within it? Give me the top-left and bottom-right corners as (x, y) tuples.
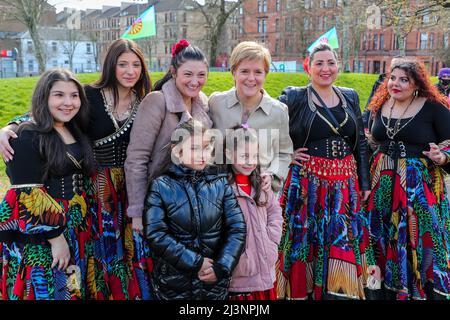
(0, 71), (436, 197)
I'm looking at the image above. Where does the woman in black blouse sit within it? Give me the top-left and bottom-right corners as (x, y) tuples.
(366, 58), (450, 300)
(0, 39), (153, 300)
(277, 43), (375, 300)
(0, 69), (94, 299)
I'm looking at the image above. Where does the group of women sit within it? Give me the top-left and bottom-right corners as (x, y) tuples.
(0, 36), (449, 300)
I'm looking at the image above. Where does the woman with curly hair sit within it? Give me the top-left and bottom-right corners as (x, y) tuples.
(366, 58), (450, 300)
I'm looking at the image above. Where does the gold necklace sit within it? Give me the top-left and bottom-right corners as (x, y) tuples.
(66, 151), (83, 170)
(382, 97), (415, 139)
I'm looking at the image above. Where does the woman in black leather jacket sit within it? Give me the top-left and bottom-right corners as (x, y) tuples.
(276, 43), (376, 300)
(143, 119), (246, 300)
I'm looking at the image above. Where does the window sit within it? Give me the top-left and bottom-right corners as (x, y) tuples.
(393, 34), (400, 50)
(423, 13), (430, 24)
(165, 13), (168, 23)
(420, 32), (428, 50)
(275, 39), (280, 53)
(304, 17), (309, 30)
(285, 38), (291, 53)
(318, 16), (323, 31)
(258, 0), (267, 13)
(239, 6), (243, 15)
(182, 27), (187, 38)
(285, 17), (292, 32)
(380, 34), (384, 50)
(28, 59), (34, 72)
(52, 42), (57, 52)
(64, 60), (69, 65)
(257, 19), (267, 33)
(27, 40), (33, 51)
(86, 43), (91, 53)
(275, 18), (280, 32)
(429, 33), (434, 49)
(323, 16), (328, 30)
(239, 24), (243, 34)
(276, 0), (281, 11)
(373, 34), (378, 50)
(444, 33), (449, 48)
(52, 60), (58, 67)
(304, 0), (311, 9)
(183, 12), (186, 23)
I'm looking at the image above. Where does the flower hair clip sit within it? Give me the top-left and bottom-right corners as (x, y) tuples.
(241, 122), (250, 130)
(172, 39), (190, 58)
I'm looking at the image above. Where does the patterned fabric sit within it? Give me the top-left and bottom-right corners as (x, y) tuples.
(367, 152), (450, 300)
(86, 166), (153, 300)
(228, 286), (277, 300)
(0, 187), (90, 300)
(278, 155), (375, 300)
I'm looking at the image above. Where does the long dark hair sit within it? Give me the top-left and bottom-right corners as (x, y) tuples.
(93, 38), (151, 105)
(18, 68), (94, 182)
(153, 39), (208, 91)
(225, 125), (267, 207)
(368, 58), (449, 114)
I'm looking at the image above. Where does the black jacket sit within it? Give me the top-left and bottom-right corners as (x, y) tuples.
(278, 85), (370, 191)
(143, 164), (246, 300)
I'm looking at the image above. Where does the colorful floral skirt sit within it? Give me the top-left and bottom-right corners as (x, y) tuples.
(277, 155), (375, 300)
(0, 188), (91, 300)
(86, 167), (153, 300)
(367, 153), (450, 300)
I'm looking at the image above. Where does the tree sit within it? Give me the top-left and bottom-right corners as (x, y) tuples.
(378, 0), (448, 56)
(336, 0), (370, 72)
(60, 29), (82, 72)
(2, 0), (49, 74)
(195, 0), (247, 66)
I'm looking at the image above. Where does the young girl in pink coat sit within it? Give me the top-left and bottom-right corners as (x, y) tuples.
(225, 125), (283, 300)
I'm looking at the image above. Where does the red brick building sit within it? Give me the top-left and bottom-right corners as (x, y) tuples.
(238, 0), (449, 75)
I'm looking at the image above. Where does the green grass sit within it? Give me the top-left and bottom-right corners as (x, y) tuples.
(0, 71), (430, 197)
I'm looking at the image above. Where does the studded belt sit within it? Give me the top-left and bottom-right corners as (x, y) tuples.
(46, 172), (85, 199)
(378, 140), (424, 159)
(93, 140), (128, 168)
(306, 137), (352, 159)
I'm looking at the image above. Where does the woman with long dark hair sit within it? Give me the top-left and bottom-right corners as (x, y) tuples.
(0, 39), (153, 300)
(0, 68), (94, 299)
(366, 58), (450, 300)
(125, 39), (212, 232)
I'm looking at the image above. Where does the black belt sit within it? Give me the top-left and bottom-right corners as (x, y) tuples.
(377, 140), (424, 159)
(46, 172), (85, 199)
(93, 140), (128, 167)
(306, 137), (352, 159)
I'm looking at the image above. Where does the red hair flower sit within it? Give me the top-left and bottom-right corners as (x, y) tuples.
(172, 39), (190, 58)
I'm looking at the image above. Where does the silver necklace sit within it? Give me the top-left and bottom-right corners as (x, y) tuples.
(381, 97), (415, 139)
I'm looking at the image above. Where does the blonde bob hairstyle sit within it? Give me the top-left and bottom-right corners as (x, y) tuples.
(230, 41), (271, 74)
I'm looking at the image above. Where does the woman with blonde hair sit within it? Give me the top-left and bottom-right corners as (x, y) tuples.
(209, 41), (293, 192)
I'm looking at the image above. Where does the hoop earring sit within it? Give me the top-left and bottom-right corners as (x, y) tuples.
(414, 90), (418, 97)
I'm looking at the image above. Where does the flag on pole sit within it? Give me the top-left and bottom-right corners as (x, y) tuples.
(121, 6), (156, 40)
(307, 27), (339, 53)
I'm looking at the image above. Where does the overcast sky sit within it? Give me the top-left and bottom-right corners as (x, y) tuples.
(48, 0), (205, 12)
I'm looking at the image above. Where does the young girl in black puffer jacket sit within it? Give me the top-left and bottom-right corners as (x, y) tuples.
(143, 119), (246, 300)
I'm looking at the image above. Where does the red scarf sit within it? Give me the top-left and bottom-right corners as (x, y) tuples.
(235, 174), (251, 196)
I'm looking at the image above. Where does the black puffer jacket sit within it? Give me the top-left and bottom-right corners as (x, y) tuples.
(143, 164), (246, 300)
(278, 85), (370, 191)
